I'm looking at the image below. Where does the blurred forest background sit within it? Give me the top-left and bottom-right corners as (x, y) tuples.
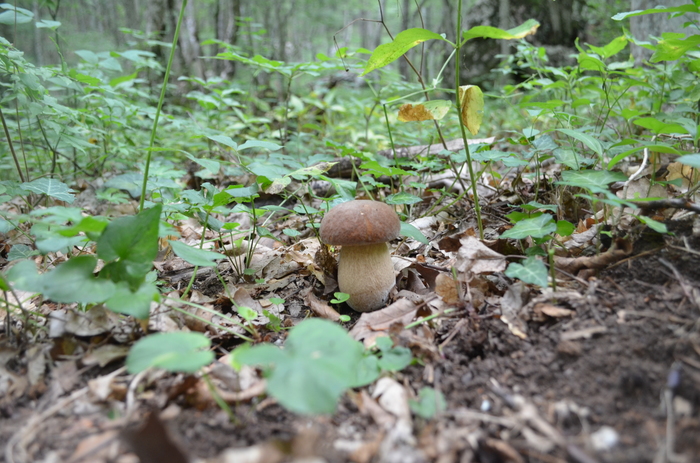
(6, 0), (684, 91)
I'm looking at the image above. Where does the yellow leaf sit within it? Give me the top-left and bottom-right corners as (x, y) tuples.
(458, 85), (484, 135)
(397, 100), (450, 122)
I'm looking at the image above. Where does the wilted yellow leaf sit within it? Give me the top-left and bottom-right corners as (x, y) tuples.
(398, 100), (451, 122)
(458, 85), (484, 135)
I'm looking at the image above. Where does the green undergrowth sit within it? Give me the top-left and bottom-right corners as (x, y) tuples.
(1, 1), (699, 416)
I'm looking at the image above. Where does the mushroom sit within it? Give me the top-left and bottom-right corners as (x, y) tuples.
(319, 200), (401, 312)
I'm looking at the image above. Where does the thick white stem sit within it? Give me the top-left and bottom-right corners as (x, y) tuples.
(337, 242), (396, 312)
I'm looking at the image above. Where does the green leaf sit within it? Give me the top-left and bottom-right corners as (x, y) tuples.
(501, 214), (556, 239)
(110, 71), (139, 87)
(0, 4), (33, 25)
(677, 154), (700, 169)
(633, 117), (688, 135)
(362, 28), (448, 76)
(409, 387), (447, 419)
(556, 170), (628, 191)
(207, 134), (238, 150)
(7, 244), (38, 261)
(236, 318), (367, 415)
(238, 140), (282, 151)
(21, 179), (75, 203)
(386, 192), (422, 205)
(126, 332), (214, 374)
(588, 35), (628, 60)
(378, 346), (412, 372)
(556, 129), (603, 157)
(638, 216), (668, 234)
(400, 222), (429, 244)
(612, 4), (700, 20)
(105, 281), (159, 319)
(8, 256), (117, 303)
(97, 205), (161, 264)
(462, 19), (540, 42)
(169, 240), (224, 267)
(556, 220), (575, 237)
(505, 257), (549, 287)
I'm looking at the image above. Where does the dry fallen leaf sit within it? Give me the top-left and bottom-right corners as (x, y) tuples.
(349, 298), (419, 347)
(455, 236), (506, 275)
(304, 292), (341, 321)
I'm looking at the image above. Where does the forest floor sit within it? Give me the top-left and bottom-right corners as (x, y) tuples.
(1, 188), (700, 463)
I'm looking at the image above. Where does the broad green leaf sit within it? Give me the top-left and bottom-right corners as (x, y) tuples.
(185, 152), (220, 175)
(556, 129), (603, 157)
(400, 222), (429, 244)
(126, 332), (214, 374)
(505, 257), (549, 287)
(378, 346), (412, 371)
(501, 214), (556, 239)
(105, 281), (159, 319)
(556, 170), (628, 190)
(677, 154), (700, 169)
(638, 216), (668, 234)
(97, 205), (161, 264)
(520, 201), (557, 213)
(21, 179), (75, 203)
(238, 140), (282, 151)
(8, 256), (116, 303)
(0, 4), (33, 25)
(612, 4), (700, 21)
(556, 220), (575, 237)
(360, 160), (411, 177)
(409, 387), (447, 419)
(362, 28), (448, 76)
(207, 134), (238, 150)
(462, 19), (540, 42)
(58, 216), (109, 238)
(588, 35), (628, 59)
(633, 117), (688, 135)
(7, 244), (38, 261)
(237, 319), (368, 415)
(110, 71), (139, 87)
(386, 192), (422, 205)
(169, 240), (224, 267)
(608, 143), (682, 169)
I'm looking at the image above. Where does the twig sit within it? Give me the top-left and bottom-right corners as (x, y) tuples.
(630, 199), (700, 214)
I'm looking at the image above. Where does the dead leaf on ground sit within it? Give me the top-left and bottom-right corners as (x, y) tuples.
(532, 303), (575, 321)
(304, 292), (340, 321)
(455, 236), (506, 275)
(349, 298), (419, 347)
(435, 272), (461, 306)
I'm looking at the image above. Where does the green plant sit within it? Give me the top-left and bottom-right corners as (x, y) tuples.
(233, 319), (412, 415)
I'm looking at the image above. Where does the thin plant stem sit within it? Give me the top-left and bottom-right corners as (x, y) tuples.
(0, 106), (25, 183)
(139, 0), (188, 211)
(454, 0), (484, 238)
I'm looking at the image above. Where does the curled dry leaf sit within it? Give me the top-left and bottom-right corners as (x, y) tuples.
(304, 292), (341, 321)
(349, 298), (419, 347)
(455, 236), (506, 275)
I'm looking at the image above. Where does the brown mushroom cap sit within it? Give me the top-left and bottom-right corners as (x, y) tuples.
(320, 200), (400, 246)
